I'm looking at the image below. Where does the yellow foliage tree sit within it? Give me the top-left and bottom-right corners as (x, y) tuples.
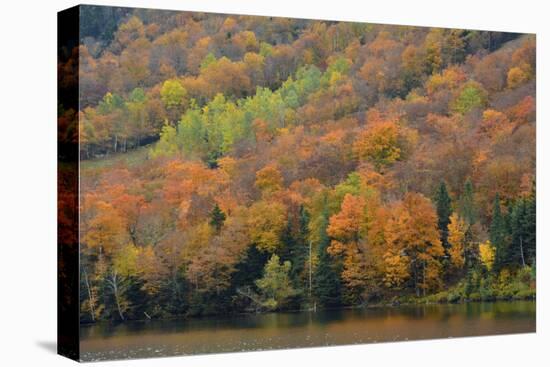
(479, 240), (496, 271)
(353, 120), (401, 171)
(138, 246), (167, 296)
(447, 213), (466, 269)
(113, 243), (141, 278)
(255, 163), (284, 196)
(247, 201), (287, 252)
(382, 248), (409, 289)
(507, 66), (530, 89)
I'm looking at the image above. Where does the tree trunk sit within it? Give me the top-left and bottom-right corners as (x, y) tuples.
(236, 286), (263, 311)
(519, 236), (526, 267)
(113, 285), (124, 320)
(107, 271), (125, 321)
(308, 240), (312, 301)
(83, 268), (95, 322)
(423, 261), (426, 297)
(414, 264), (419, 297)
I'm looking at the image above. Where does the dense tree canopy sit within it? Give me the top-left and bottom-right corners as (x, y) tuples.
(71, 9), (536, 322)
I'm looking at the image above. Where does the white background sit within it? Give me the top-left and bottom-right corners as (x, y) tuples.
(0, 0), (547, 365)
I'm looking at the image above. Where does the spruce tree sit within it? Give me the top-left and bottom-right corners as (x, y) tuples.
(509, 199), (526, 267)
(312, 202), (341, 308)
(490, 193), (508, 271)
(458, 179), (476, 226)
(279, 206), (308, 285)
(295, 206), (310, 281)
(209, 203), (226, 233)
(457, 179), (478, 268)
(510, 192), (536, 268)
(435, 181), (453, 249)
(522, 183), (536, 265)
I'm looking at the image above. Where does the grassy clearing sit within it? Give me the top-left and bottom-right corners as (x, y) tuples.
(81, 145), (151, 172)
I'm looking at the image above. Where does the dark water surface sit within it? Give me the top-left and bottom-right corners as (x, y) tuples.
(80, 301), (535, 361)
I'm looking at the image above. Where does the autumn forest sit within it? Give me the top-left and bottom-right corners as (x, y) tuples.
(59, 6), (536, 323)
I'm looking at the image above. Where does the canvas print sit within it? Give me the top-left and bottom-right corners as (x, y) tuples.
(58, 5), (536, 362)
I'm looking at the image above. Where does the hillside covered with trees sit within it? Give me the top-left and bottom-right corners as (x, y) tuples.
(60, 7), (536, 322)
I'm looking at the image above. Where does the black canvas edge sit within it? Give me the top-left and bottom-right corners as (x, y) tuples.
(58, 4), (81, 362)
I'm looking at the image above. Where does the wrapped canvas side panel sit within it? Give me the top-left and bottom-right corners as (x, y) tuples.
(57, 5), (80, 362)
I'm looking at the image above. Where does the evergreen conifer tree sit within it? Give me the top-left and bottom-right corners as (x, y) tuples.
(458, 179), (476, 226)
(209, 203), (226, 233)
(312, 201), (341, 307)
(435, 181), (453, 249)
(490, 193), (508, 271)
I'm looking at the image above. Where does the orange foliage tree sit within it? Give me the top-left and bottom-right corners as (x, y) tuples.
(384, 193), (444, 295)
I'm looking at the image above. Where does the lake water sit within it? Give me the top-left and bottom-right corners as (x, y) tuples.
(80, 301), (535, 361)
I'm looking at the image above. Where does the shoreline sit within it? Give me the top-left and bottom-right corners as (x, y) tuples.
(79, 297), (536, 327)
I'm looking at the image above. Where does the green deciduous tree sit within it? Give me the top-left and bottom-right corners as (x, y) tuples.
(255, 254), (299, 310)
(161, 79), (187, 110)
(452, 81), (487, 114)
(161, 79), (187, 123)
